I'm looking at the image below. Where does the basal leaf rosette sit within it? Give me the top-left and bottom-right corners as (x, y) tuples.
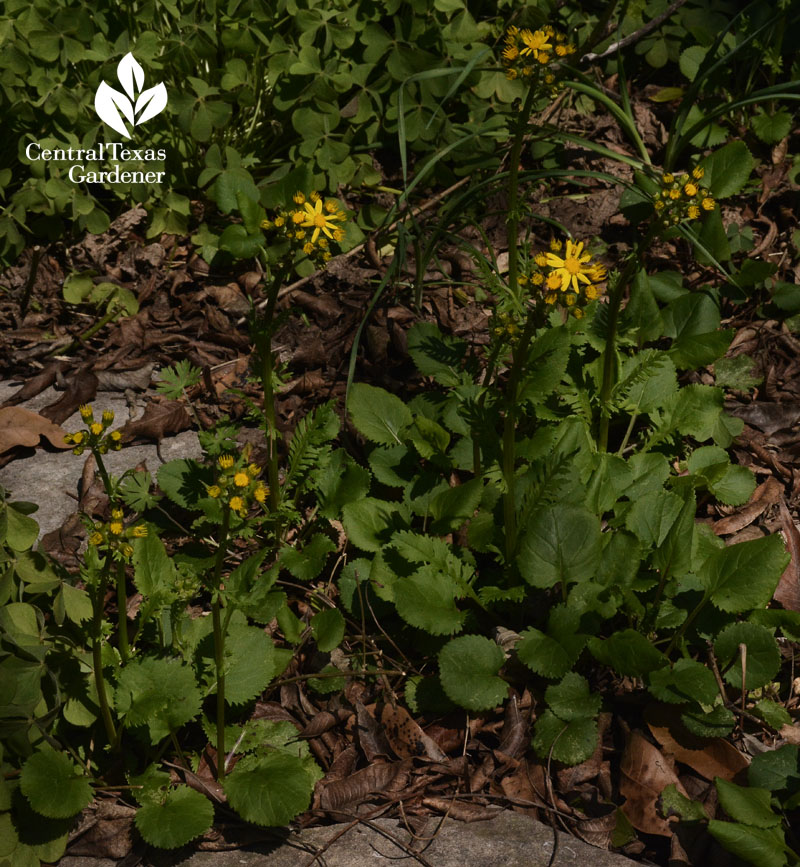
(260, 191), (348, 270)
(64, 404), (122, 455)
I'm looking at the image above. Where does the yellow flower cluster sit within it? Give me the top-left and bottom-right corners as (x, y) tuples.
(653, 166), (715, 227)
(517, 239), (606, 319)
(206, 455), (268, 518)
(88, 507), (147, 559)
(501, 24), (576, 90)
(64, 405), (122, 455)
(260, 191), (347, 268)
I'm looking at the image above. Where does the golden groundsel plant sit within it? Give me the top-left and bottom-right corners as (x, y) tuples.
(260, 191), (348, 268)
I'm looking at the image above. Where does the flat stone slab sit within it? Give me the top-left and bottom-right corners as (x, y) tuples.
(0, 381), (201, 537)
(59, 812), (640, 867)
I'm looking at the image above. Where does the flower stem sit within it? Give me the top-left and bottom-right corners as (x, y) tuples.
(506, 85), (538, 297)
(91, 568), (117, 748)
(211, 506), (231, 781)
(115, 558), (130, 663)
(94, 452), (114, 503)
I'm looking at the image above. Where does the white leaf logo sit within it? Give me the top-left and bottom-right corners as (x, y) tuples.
(94, 52), (167, 139)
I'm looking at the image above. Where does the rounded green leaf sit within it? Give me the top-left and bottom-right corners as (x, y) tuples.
(533, 710), (599, 766)
(20, 749), (93, 819)
(708, 820), (788, 867)
(224, 753), (313, 826)
(545, 673), (601, 722)
(348, 383), (412, 445)
(394, 566), (465, 636)
(438, 635), (507, 712)
(589, 629), (667, 678)
(714, 778), (781, 829)
(310, 608), (345, 652)
(681, 704), (735, 738)
(134, 786), (214, 849)
(714, 623), (781, 690)
(517, 505), (602, 589)
(647, 658), (719, 705)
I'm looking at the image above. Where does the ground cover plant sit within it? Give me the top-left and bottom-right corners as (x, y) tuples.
(1, 0), (800, 865)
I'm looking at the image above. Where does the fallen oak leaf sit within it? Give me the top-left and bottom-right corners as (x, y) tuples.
(40, 369), (99, 424)
(119, 401), (192, 443)
(713, 477), (783, 536)
(0, 406), (72, 454)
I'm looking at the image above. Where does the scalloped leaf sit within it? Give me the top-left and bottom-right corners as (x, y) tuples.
(20, 749), (93, 819)
(533, 710), (598, 766)
(348, 383), (412, 445)
(394, 565), (466, 636)
(438, 635), (507, 711)
(224, 752), (314, 826)
(134, 785), (214, 849)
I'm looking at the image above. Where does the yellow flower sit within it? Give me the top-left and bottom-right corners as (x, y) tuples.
(131, 525), (148, 538)
(555, 44), (568, 56)
(274, 216), (285, 228)
(546, 272), (562, 290)
(110, 431), (122, 442)
(291, 210), (305, 224)
(534, 252), (548, 267)
(688, 205), (700, 220)
(121, 544), (133, 558)
(333, 228), (345, 242)
(544, 239), (595, 293)
(102, 410), (114, 425)
(519, 28), (552, 59)
(668, 189), (681, 200)
(502, 43), (519, 62)
(544, 292), (558, 305)
(684, 182), (698, 197)
(247, 463), (259, 477)
(112, 508), (124, 519)
(293, 191), (306, 204)
(654, 200), (665, 211)
(72, 431), (85, 444)
(90, 422), (103, 436)
(530, 272), (544, 285)
(303, 241), (315, 255)
(549, 239), (562, 252)
(109, 522), (123, 536)
(537, 52), (550, 65)
(234, 472), (249, 488)
(701, 197), (715, 211)
(218, 455), (234, 469)
(89, 532), (103, 546)
(229, 496), (244, 513)
(295, 230), (306, 240)
(79, 405), (93, 421)
(692, 166), (704, 179)
(253, 484), (267, 503)
(207, 485), (221, 498)
(300, 197), (345, 244)
(662, 173), (674, 184)
(584, 284), (600, 301)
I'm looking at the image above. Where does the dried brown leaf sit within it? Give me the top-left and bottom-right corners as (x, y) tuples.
(0, 406), (71, 454)
(120, 400), (192, 443)
(40, 369), (99, 424)
(317, 760), (410, 812)
(421, 797), (497, 822)
(620, 730), (686, 837)
(713, 477), (783, 536)
(355, 701), (391, 761)
(379, 703), (448, 761)
(0, 361), (67, 407)
(649, 723), (749, 782)
(776, 500), (800, 612)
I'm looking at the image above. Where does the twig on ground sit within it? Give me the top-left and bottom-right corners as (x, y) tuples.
(581, 0), (690, 64)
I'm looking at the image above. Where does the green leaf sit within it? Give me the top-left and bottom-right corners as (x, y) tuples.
(115, 657), (202, 743)
(589, 629), (667, 678)
(751, 111), (793, 145)
(348, 383), (412, 445)
(279, 534), (335, 581)
(157, 459), (213, 509)
(134, 786), (214, 849)
(60, 583), (92, 624)
(517, 505), (602, 590)
(546, 673), (601, 721)
(119, 471), (159, 511)
(224, 752), (314, 826)
(438, 635), (507, 711)
(701, 534), (789, 613)
(516, 607), (587, 679)
(708, 820), (788, 867)
(533, 711), (598, 766)
(700, 141), (755, 199)
(20, 749), (92, 819)
(647, 658), (719, 705)
(219, 622), (284, 705)
(394, 565), (465, 636)
(133, 532), (176, 600)
(625, 489), (683, 547)
(430, 477), (483, 533)
(341, 498), (409, 552)
(406, 321), (467, 386)
(749, 745), (800, 792)
(310, 608), (345, 652)
(682, 704), (735, 738)
(659, 783), (708, 823)
(5, 505), (39, 552)
(315, 449), (371, 519)
(679, 45), (708, 80)
(752, 700), (792, 731)
(715, 778), (781, 828)
(714, 623), (781, 690)
(156, 360), (202, 399)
